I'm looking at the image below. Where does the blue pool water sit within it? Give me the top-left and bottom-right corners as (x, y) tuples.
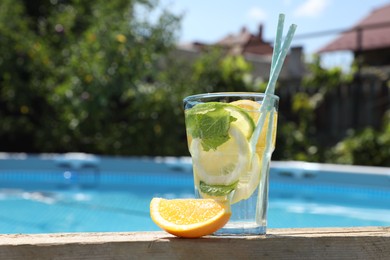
(0, 154), (389, 234)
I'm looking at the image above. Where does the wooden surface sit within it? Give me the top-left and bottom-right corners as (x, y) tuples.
(0, 227), (389, 259)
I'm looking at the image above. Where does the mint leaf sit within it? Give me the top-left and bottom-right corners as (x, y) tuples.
(185, 103), (236, 151)
(199, 181), (238, 196)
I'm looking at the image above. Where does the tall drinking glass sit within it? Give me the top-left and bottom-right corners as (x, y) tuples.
(183, 92), (278, 235)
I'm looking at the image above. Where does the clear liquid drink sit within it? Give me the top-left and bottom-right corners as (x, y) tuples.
(184, 92), (278, 235)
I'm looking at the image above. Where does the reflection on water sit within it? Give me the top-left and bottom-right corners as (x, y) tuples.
(270, 200), (390, 223)
(0, 186), (195, 234)
(0, 188), (91, 204)
(0, 158), (389, 233)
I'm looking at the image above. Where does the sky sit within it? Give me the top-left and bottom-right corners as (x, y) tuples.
(159, 0), (390, 67)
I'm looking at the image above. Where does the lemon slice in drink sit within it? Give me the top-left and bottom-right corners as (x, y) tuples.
(230, 99), (277, 151)
(230, 99), (261, 122)
(228, 99), (277, 203)
(190, 124), (251, 188)
(228, 100), (263, 203)
(231, 153), (262, 204)
(186, 102), (258, 198)
(223, 105), (255, 139)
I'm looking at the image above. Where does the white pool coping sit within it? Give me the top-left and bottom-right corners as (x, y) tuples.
(271, 160), (390, 176)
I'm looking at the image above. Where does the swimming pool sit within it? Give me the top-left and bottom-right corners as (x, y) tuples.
(0, 153), (389, 234)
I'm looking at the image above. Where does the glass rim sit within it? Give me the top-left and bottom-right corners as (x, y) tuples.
(183, 92), (279, 102)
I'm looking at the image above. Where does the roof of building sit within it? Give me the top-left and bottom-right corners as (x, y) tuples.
(177, 25), (275, 56)
(216, 25), (274, 56)
(319, 4), (390, 53)
(217, 27), (252, 46)
(175, 25), (305, 80)
(318, 3), (390, 53)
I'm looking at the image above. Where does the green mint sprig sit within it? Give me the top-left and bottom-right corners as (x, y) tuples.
(185, 102), (236, 151)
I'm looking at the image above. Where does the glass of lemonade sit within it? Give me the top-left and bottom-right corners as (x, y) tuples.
(183, 92), (279, 235)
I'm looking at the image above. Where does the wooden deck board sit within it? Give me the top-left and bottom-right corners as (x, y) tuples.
(0, 227), (389, 259)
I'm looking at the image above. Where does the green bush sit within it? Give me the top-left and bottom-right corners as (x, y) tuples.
(0, 0), (181, 155)
(0, 0), (258, 156)
(327, 112), (390, 166)
(2, 1), (389, 166)
(272, 56), (351, 162)
(274, 93), (319, 162)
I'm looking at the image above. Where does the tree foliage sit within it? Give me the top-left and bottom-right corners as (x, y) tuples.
(0, 0), (259, 156)
(1, 1), (389, 166)
(0, 0), (182, 155)
(273, 56), (353, 162)
(327, 112), (390, 166)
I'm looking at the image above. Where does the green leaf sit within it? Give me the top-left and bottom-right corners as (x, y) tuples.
(199, 181), (238, 196)
(185, 102), (236, 151)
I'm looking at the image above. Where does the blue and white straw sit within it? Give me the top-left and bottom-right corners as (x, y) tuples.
(250, 14), (297, 152)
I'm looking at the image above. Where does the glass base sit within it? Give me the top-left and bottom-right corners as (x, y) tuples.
(213, 222), (266, 236)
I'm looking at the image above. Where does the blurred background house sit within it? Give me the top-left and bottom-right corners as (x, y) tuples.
(174, 24), (305, 89)
(318, 3), (390, 69)
(316, 3), (390, 136)
(174, 3), (390, 143)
